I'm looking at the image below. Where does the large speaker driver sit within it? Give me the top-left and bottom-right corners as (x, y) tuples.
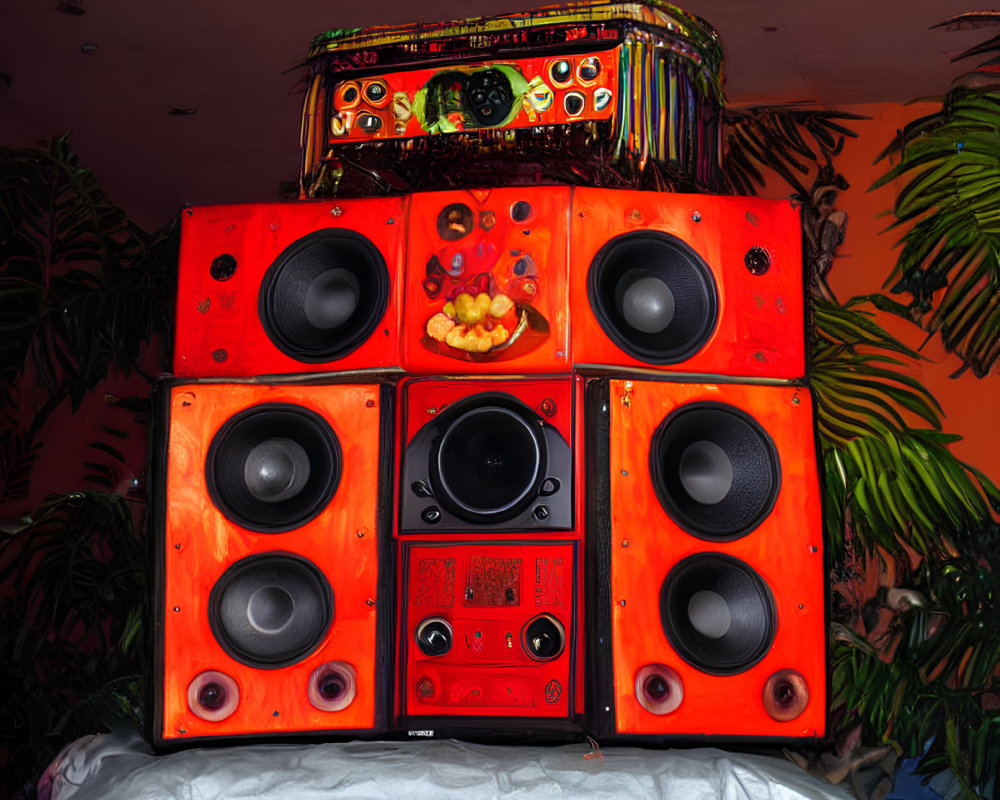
(259, 229), (389, 363)
(587, 231), (718, 364)
(430, 394), (546, 524)
(206, 403), (342, 533)
(208, 553), (334, 669)
(660, 553), (776, 676)
(650, 402), (779, 541)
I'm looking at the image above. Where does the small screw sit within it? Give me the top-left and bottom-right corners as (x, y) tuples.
(692, 211), (702, 222)
(273, 711), (279, 717)
(357, 529), (366, 538)
(366, 598), (375, 606)
(174, 543), (181, 550)
(793, 396), (800, 405)
(798, 604), (804, 609)
(173, 606), (180, 612)
(619, 599), (626, 606)
(366, 399), (375, 408)
(621, 469), (628, 477)
(386, 218), (395, 224)
(622, 540), (629, 547)
(331, 206), (344, 216)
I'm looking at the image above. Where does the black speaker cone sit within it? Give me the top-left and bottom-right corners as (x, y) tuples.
(522, 614), (565, 661)
(660, 554), (776, 675)
(206, 403), (341, 533)
(432, 398), (545, 523)
(650, 402), (779, 540)
(415, 617), (453, 657)
(259, 229), (388, 363)
(588, 231), (718, 364)
(209, 553), (333, 669)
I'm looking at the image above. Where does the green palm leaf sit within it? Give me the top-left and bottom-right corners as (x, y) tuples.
(874, 89), (1000, 377)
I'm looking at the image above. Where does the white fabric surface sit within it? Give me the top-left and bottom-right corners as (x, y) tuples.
(42, 727), (851, 800)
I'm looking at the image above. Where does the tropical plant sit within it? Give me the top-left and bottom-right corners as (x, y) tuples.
(722, 97), (1000, 799)
(871, 13), (1000, 378)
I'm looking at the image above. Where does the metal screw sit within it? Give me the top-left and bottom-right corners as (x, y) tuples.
(692, 211), (702, 222)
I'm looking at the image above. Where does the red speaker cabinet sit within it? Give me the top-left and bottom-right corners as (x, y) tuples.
(402, 187), (571, 374)
(173, 198), (406, 378)
(570, 188), (806, 379)
(150, 380), (393, 745)
(398, 541), (579, 730)
(585, 377), (825, 740)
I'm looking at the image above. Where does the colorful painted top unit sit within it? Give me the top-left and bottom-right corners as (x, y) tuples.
(300, 0), (725, 197)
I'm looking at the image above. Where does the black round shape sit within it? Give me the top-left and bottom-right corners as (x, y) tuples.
(358, 113), (382, 133)
(343, 86), (358, 103)
(745, 246), (771, 275)
(578, 57), (601, 82)
(436, 203), (474, 241)
(564, 91), (585, 116)
(660, 554), (776, 675)
(198, 682), (227, 710)
(587, 232), (718, 364)
(209, 554), (333, 669)
(416, 618), (452, 656)
(210, 253), (237, 281)
(259, 229), (388, 363)
(644, 674), (669, 701)
(320, 673), (346, 700)
(465, 68), (513, 127)
(364, 82), (386, 104)
(522, 615), (565, 661)
(431, 395), (545, 524)
(649, 402), (779, 540)
(550, 60), (572, 85)
(511, 201), (532, 223)
(206, 403), (341, 533)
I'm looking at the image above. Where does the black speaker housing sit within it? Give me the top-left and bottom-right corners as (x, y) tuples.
(400, 392), (573, 533)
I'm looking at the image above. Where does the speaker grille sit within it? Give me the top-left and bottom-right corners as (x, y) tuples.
(587, 231), (718, 364)
(206, 403), (341, 533)
(431, 395), (545, 524)
(660, 553), (776, 676)
(208, 553), (334, 669)
(650, 402), (779, 540)
(259, 229), (389, 363)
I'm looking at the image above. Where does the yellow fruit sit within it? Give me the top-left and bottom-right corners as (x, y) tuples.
(489, 293), (514, 318)
(455, 292), (484, 324)
(443, 301), (456, 318)
(476, 292), (491, 312)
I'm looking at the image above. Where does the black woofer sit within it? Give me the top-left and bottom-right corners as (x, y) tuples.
(432, 396), (545, 524)
(206, 403), (341, 533)
(208, 553), (333, 669)
(587, 231), (718, 364)
(415, 616), (453, 657)
(650, 402), (779, 540)
(259, 229), (388, 363)
(660, 553), (776, 675)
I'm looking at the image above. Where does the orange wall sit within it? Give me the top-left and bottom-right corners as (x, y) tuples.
(806, 102), (998, 482)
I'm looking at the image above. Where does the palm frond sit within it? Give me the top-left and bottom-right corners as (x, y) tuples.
(873, 89), (1000, 377)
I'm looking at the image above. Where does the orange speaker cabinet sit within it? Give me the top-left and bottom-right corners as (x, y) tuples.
(173, 197), (406, 378)
(401, 187), (571, 374)
(585, 377), (825, 740)
(150, 380), (393, 746)
(570, 188), (806, 379)
(398, 540), (580, 732)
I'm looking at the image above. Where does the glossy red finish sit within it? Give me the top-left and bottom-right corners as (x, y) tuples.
(606, 378), (825, 737)
(570, 188), (807, 379)
(173, 197), (406, 377)
(154, 382), (386, 743)
(400, 541), (577, 719)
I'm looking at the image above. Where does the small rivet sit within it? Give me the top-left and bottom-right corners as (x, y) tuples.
(793, 396), (800, 405)
(556, 350), (564, 358)
(366, 598), (375, 606)
(810, 545), (818, 553)
(174, 543), (181, 550)
(211, 348), (227, 363)
(386, 218), (395, 224)
(622, 540), (629, 547)
(620, 469), (628, 477)
(357, 529), (366, 538)
(798, 604), (804, 610)
(178, 728), (187, 735)
(173, 607), (180, 612)
(692, 211), (702, 222)
(273, 711), (279, 717)
(331, 206), (344, 216)
(619, 599), (626, 606)
(366, 399), (375, 407)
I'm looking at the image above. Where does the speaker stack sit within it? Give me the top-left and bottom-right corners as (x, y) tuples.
(150, 0), (826, 749)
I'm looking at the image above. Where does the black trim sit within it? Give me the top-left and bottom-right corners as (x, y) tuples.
(584, 377), (615, 738)
(374, 383), (395, 732)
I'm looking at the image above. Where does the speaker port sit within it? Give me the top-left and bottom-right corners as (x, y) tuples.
(634, 664), (683, 715)
(762, 668), (809, 721)
(308, 661), (357, 712)
(522, 613), (565, 661)
(187, 670), (239, 722)
(416, 616), (453, 656)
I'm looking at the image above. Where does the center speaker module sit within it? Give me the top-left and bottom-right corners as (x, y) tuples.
(395, 376), (585, 733)
(150, 380), (393, 745)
